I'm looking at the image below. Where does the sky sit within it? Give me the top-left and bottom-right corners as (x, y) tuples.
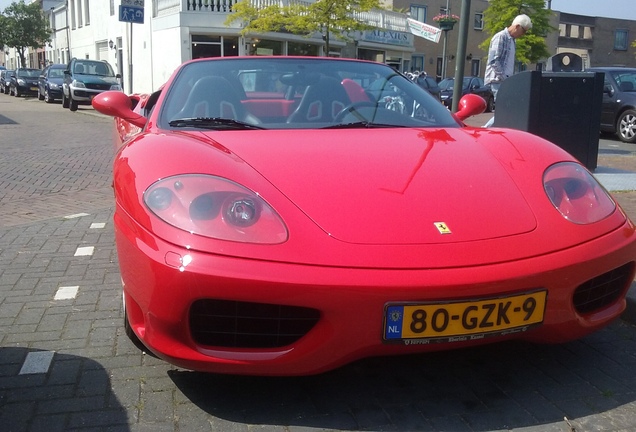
(549, 0), (636, 21)
(0, 0), (635, 21)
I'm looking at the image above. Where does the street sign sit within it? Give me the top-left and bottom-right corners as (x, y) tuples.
(119, 5), (144, 24)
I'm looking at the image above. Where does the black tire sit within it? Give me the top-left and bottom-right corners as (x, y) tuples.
(616, 109), (636, 144)
(14, 88), (20, 97)
(69, 96), (78, 111)
(62, 92), (69, 108)
(44, 89), (53, 103)
(38, 88), (44, 101)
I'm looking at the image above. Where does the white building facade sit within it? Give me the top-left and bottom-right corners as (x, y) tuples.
(7, 0), (414, 95)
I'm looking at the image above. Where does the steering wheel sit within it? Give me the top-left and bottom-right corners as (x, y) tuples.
(333, 101), (379, 123)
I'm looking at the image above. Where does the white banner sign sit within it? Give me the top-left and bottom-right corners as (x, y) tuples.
(407, 18), (442, 43)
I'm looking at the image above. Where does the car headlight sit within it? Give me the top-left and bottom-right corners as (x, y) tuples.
(144, 174), (288, 244)
(110, 84), (121, 90)
(543, 162), (615, 224)
(17, 79), (26, 85)
(72, 80), (86, 88)
(50, 83), (59, 89)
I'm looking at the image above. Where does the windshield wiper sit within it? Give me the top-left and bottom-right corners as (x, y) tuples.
(323, 121), (404, 129)
(168, 117), (265, 130)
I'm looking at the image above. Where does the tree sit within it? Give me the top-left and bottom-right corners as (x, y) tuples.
(2, 1), (51, 68)
(0, 15), (8, 53)
(479, 0), (555, 66)
(225, 0), (382, 55)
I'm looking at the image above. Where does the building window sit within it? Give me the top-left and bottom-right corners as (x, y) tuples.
(77, 0), (83, 27)
(471, 59), (481, 77)
(85, 0), (90, 25)
(410, 5), (426, 23)
(249, 39), (282, 56)
(110, 0), (114, 16)
(70, 0), (76, 29)
(474, 13), (483, 30)
(614, 29), (628, 50)
(411, 55), (424, 73)
(287, 42), (319, 56)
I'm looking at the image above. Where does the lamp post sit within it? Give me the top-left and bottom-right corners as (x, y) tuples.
(434, 17), (457, 79)
(440, 24), (454, 79)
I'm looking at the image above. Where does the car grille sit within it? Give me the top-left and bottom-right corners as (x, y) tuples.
(85, 83), (113, 91)
(189, 299), (320, 348)
(573, 262), (635, 314)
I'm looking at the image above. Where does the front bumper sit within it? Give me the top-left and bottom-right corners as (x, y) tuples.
(116, 207), (636, 376)
(17, 84), (39, 94)
(47, 86), (63, 99)
(70, 87), (106, 102)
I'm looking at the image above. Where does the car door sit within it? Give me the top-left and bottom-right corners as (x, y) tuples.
(599, 74), (619, 129)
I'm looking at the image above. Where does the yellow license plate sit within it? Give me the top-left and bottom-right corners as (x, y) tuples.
(384, 290), (546, 344)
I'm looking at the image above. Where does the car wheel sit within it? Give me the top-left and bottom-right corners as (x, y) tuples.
(69, 96), (78, 112)
(44, 89), (53, 103)
(14, 88), (20, 97)
(38, 88), (44, 101)
(62, 92), (69, 108)
(617, 109), (636, 144)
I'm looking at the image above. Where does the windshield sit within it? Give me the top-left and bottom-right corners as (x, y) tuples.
(18, 69), (41, 78)
(159, 57), (458, 130)
(74, 61), (115, 76)
(49, 68), (65, 78)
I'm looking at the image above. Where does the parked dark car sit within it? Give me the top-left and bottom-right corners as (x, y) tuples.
(9, 68), (41, 97)
(439, 76), (495, 112)
(63, 58), (122, 111)
(38, 64), (66, 103)
(1, 69), (15, 94)
(415, 74), (442, 102)
(587, 67), (636, 144)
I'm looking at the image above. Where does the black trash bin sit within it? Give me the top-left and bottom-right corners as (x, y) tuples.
(493, 70), (603, 171)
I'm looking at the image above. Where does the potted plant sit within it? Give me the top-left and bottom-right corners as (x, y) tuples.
(433, 13), (460, 31)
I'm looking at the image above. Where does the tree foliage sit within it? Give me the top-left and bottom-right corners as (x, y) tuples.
(1, 0), (51, 67)
(479, 0), (555, 65)
(225, 0), (382, 55)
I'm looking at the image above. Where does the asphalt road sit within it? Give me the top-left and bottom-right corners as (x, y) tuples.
(1, 96), (636, 432)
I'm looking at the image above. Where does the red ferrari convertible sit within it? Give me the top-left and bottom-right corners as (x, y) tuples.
(93, 57), (636, 376)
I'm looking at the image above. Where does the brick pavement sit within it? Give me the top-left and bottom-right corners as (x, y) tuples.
(1, 97), (636, 431)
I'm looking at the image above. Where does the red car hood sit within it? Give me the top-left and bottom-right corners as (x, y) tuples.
(201, 127), (536, 245)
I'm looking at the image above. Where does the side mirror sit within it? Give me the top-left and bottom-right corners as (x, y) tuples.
(455, 93), (487, 121)
(603, 84), (613, 95)
(92, 91), (147, 128)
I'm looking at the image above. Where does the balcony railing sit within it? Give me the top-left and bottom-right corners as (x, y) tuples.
(154, 0), (407, 32)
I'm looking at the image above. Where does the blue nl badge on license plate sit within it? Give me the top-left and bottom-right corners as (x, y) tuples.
(384, 305), (405, 340)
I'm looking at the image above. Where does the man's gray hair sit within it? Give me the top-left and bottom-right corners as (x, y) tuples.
(512, 14), (532, 30)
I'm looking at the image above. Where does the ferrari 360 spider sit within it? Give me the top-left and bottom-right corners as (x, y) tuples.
(92, 56), (636, 376)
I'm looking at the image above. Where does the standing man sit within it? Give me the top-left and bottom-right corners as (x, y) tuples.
(484, 14), (532, 126)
